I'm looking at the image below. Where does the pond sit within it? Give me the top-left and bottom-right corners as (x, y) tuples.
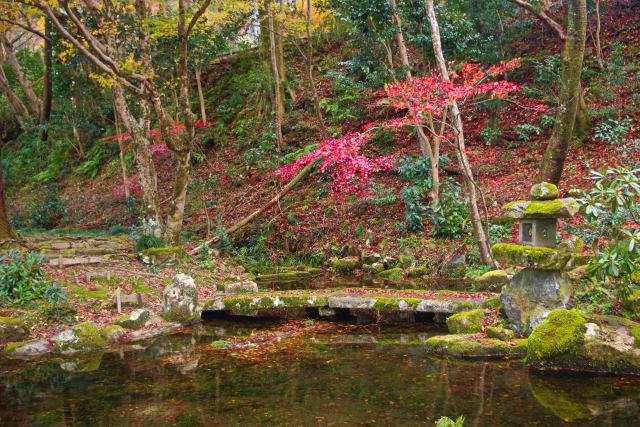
(1, 319), (640, 425)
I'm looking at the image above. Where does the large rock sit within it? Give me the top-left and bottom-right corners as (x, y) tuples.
(113, 308), (152, 330)
(500, 269), (571, 335)
(473, 270), (510, 292)
(446, 309), (484, 334)
(527, 310), (640, 375)
(0, 317), (29, 343)
(163, 274), (199, 324)
(53, 322), (106, 354)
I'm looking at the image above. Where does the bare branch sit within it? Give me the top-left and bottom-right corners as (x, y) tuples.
(187, 0), (213, 36)
(506, 0), (566, 40)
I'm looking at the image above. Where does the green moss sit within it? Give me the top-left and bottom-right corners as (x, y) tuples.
(3, 340), (27, 354)
(332, 257), (360, 272)
(530, 182), (559, 200)
(527, 309), (586, 362)
(424, 334), (527, 358)
(482, 296), (501, 309)
(446, 309), (485, 334)
(373, 297), (422, 312)
(54, 322), (106, 353)
(524, 200), (564, 216)
(0, 316), (23, 325)
(66, 283), (110, 301)
(503, 200), (527, 210)
(379, 268), (404, 281)
(491, 243), (565, 269)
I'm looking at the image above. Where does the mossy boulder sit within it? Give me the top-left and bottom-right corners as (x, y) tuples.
(527, 310), (640, 375)
(473, 270), (510, 292)
(3, 339), (52, 357)
(530, 182), (559, 200)
(361, 251), (381, 265)
(162, 274), (199, 324)
(113, 308), (151, 330)
(362, 263), (384, 274)
(398, 254), (415, 269)
(492, 243), (572, 270)
(138, 247), (186, 267)
(0, 317), (29, 343)
(502, 198), (579, 219)
(486, 326), (515, 341)
(53, 322), (106, 354)
(500, 269), (571, 335)
(446, 309), (485, 334)
(379, 268), (404, 282)
(424, 334), (527, 359)
(331, 256), (360, 272)
(407, 266), (428, 278)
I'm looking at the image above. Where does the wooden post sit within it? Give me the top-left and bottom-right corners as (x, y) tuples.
(116, 288), (122, 313)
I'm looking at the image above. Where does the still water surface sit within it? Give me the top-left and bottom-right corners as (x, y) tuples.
(1, 319), (639, 426)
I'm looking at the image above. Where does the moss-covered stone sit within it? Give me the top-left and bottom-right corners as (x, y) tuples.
(527, 310), (640, 375)
(446, 309), (485, 334)
(398, 255), (414, 269)
(474, 269), (510, 291)
(373, 297), (422, 312)
(530, 182), (559, 200)
(424, 334), (527, 359)
(331, 256), (360, 272)
(407, 266), (428, 277)
(492, 243), (571, 269)
(102, 325), (126, 343)
(482, 296), (501, 309)
(3, 339), (51, 357)
(378, 268), (404, 281)
(53, 322), (106, 354)
(163, 274), (199, 324)
(486, 326), (515, 341)
(362, 263), (384, 274)
(503, 198), (579, 219)
(113, 309), (151, 330)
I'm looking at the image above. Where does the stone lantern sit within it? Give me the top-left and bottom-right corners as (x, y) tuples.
(491, 182), (586, 335)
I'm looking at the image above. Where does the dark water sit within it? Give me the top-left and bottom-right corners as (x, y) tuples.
(1, 320), (640, 426)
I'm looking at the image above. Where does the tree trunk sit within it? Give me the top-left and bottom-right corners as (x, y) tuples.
(268, 0), (284, 149)
(195, 66), (207, 123)
(595, 0), (604, 70)
(38, 17), (53, 141)
(113, 105), (130, 199)
(306, 0), (328, 140)
(164, 150), (191, 246)
(538, 0), (587, 185)
(0, 147), (19, 245)
(112, 84), (164, 235)
(425, 0), (494, 265)
(261, 0), (286, 116)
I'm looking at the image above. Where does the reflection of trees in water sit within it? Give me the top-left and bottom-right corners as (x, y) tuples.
(2, 335), (640, 424)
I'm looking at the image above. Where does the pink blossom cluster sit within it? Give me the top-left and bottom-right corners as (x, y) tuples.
(271, 132), (398, 201)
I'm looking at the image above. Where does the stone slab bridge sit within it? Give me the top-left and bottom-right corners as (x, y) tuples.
(198, 289), (497, 323)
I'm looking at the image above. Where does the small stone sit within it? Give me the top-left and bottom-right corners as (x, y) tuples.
(114, 309), (151, 330)
(224, 281), (259, 294)
(137, 247), (186, 267)
(360, 251), (381, 265)
(407, 266), (427, 278)
(163, 274), (199, 324)
(378, 268), (404, 282)
(530, 182), (559, 200)
(474, 270), (510, 292)
(446, 309), (484, 334)
(0, 317), (29, 344)
(485, 326), (515, 341)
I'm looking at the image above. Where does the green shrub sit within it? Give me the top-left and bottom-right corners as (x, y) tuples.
(23, 183), (66, 229)
(0, 250), (49, 304)
(436, 415), (465, 427)
(109, 225), (129, 236)
(134, 234), (166, 252)
(426, 179), (470, 239)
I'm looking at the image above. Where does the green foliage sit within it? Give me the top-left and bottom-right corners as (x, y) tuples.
(109, 225), (129, 236)
(426, 179), (470, 239)
(44, 282), (68, 304)
(399, 156), (434, 231)
(21, 183), (66, 229)
(571, 278), (617, 315)
(319, 70), (365, 124)
(0, 250), (50, 305)
(134, 235), (166, 252)
(575, 165), (640, 298)
(436, 415), (465, 427)
(593, 117), (632, 145)
(480, 125), (501, 145)
(515, 123), (542, 141)
(41, 301), (77, 323)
